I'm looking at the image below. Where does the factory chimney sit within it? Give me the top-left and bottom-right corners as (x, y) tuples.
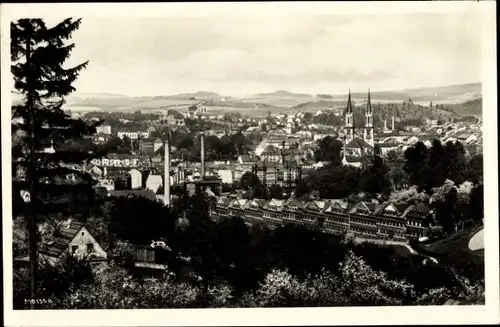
(163, 139), (170, 206)
(200, 132), (205, 178)
(391, 116), (395, 131)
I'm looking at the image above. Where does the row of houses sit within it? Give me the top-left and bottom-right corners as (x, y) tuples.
(210, 197), (439, 242)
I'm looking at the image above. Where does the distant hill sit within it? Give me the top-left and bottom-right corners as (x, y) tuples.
(253, 90), (314, 98)
(169, 91), (221, 99)
(204, 99), (281, 109)
(330, 83), (482, 102)
(291, 100), (346, 112)
(449, 98), (482, 117)
(18, 83), (479, 114)
(69, 93), (131, 99)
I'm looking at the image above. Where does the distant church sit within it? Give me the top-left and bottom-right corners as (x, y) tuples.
(341, 90), (375, 165)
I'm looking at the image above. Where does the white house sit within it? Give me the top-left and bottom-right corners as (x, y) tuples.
(39, 220), (107, 266)
(129, 168), (142, 189)
(96, 125), (112, 135)
(217, 169), (234, 184)
(146, 174), (163, 193)
(117, 131), (150, 140)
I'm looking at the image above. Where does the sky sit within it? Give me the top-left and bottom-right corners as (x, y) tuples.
(7, 3), (484, 97)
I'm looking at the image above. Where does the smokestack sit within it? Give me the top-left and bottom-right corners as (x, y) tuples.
(164, 139), (170, 206)
(392, 116), (395, 131)
(200, 132), (205, 178)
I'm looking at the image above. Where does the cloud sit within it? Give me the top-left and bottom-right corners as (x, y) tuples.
(66, 11), (482, 95)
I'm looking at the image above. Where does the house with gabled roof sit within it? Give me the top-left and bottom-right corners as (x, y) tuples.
(39, 220), (107, 266)
(212, 196), (232, 221)
(373, 202), (411, 241)
(348, 201), (379, 238)
(262, 198), (284, 229)
(345, 138), (374, 157)
(244, 198), (267, 223)
(405, 203), (433, 239)
(301, 200), (329, 228)
(324, 199), (350, 234)
(282, 198), (304, 224)
(145, 174), (163, 193)
(238, 154), (259, 165)
(228, 198), (248, 218)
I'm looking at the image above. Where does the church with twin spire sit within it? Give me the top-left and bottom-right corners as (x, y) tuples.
(342, 89), (375, 166)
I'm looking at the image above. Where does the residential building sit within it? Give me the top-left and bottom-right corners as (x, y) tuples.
(146, 174), (163, 193)
(39, 220), (107, 266)
(138, 138), (156, 154)
(323, 199), (350, 234)
(117, 131), (150, 140)
(129, 168), (142, 189)
(96, 125), (112, 135)
(211, 196), (440, 243)
(93, 133), (112, 144)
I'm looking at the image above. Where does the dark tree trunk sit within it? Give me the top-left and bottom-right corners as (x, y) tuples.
(26, 34), (38, 310)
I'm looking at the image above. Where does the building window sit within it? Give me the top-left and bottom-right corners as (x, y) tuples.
(81, 231), (84, 236)
(71, 245), (78, 254)
(87, 243), (94, 254)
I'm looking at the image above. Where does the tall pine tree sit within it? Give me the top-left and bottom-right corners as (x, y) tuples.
(11, 18), (99, 307)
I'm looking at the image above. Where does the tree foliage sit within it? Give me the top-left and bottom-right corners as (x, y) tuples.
(315, 136), (343, 164)
(404, 140), (470, 191)
(12, 18), (100, 217)
(359, 156), (391, 197)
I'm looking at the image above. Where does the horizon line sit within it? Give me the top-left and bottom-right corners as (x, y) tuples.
(70, 81), (482, 98)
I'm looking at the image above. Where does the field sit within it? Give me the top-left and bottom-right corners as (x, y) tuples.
(197, 106), (272, 117)
(59, 82), (482, 116)
(239, 96), (316, 108)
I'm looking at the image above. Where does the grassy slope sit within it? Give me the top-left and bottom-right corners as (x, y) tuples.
(449, 98), (482, 117)
(419, 226), (484, 265)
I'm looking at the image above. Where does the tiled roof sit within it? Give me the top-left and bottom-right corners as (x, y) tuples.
(349, 200), (377, 214)
(39, 221), (85, 258)
(365, 202), (377, 211)
(394, 203), (413, 215)
(325, 199), (349, 212)
(373, 202), (411, 217)
(247, 198), (267, 209)
(239, 155), (259, 163)
(283, 198), (304, 209)
(217, 197), (232, 207)
(265, 198), (284, 210)
(230, 198), (248, 208)
(346, 137), (373, 149)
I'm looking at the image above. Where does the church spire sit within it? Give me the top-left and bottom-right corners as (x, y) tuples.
(344, 89), (354, 142)
(366, 88), (372, 114)
(364, 89), (374, 146)
(346, 89), (353, 114)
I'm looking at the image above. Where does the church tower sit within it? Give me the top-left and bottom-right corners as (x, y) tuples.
(364, 89), (374, 146)
(344, 89), (354, 143)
